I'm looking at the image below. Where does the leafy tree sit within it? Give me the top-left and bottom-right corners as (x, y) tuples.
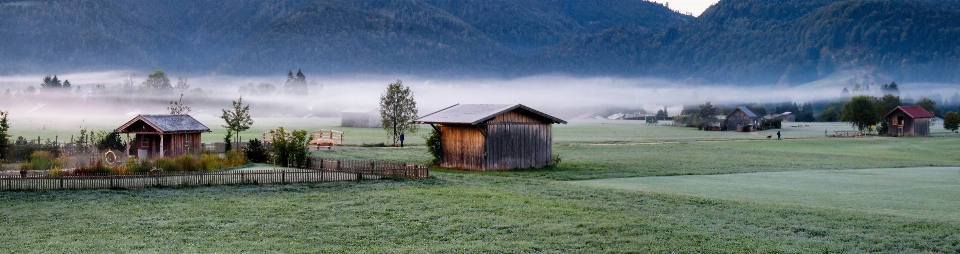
(840, 87), (850, 101)
(841, 95), (879, 132)
(175, 77), (190, 93)
(283, 69), (308, 96)
(221, 96), (254, 149)
(697, 101), (719, 127)
(915, 97), (940, 117)
(818, 102), (842, 122)
(142, 70), (173, 91)
(0, 110), (9, 161)
(380, 80), (419, 146)
(168, 94), (192, 115)
(874, 94), (902, 124)
(944, 112), (960, 133)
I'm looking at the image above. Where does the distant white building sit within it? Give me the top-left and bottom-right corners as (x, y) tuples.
(341, 109), (381, 128)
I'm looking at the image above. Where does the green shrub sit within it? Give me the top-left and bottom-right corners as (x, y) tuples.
(28, 151), (63, 170)
(224, 151), (247, 168)
(154, 157), (178, 172)
(173, 154), (200, 171)
(200, 154), (221, 170)
(424, 129), (441, 165)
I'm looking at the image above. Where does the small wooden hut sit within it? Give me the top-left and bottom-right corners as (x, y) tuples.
(884, 106), (934, 136)
(116, 115), (211, 159)
(414, 104), (567, 171)
(341, 109), (381, 128)
(724, 106), (761, 132)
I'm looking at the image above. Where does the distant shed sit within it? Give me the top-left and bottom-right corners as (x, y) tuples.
(884, 106), (934, 136)
(341, 109), (381, 128)
(414, 104), (567, 171)
(724, 106), (761, 132)
(116, 115), (211, 159)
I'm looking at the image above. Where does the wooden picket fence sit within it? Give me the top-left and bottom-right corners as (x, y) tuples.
(0, 158), (429, 191)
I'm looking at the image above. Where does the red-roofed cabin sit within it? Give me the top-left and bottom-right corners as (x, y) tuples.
(117, 115), (211, 159)
(884, 106), (935, 136)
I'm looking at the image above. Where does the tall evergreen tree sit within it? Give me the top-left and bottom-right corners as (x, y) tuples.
(283, 69), (309, 96)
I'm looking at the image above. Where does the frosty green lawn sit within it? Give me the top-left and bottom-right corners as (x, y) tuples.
(573, 167), (960, 221)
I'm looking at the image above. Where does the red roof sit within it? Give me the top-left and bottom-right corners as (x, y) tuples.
(885, 106), (935, 119)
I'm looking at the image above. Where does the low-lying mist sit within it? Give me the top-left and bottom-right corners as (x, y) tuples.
(1, 70), (956, 120)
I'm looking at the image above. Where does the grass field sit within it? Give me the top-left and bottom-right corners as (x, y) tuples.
(573, 167), (960, 221)
(3, 117), (960, 252)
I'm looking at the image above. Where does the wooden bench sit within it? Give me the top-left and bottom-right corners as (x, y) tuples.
(834, 130), (862, 138)
(309, 129), (343, 150)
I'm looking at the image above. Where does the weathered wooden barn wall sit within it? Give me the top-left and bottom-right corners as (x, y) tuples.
(725, 110), (753, 131)
(914, 118), (930, 136)
(439, 125), (485, 170)
(341, 111), (381, 128)
(483, 111), (552, 170)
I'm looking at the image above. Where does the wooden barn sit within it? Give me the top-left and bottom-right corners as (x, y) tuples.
(884, 106), (934, 136)
(117, 115), (211, 159)
(341, 109), (381, 128)
(414, 104), (567, 171)
(724, 106), (761, 132)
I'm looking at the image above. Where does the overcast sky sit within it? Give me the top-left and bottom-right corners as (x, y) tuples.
(651, 0), (720, 16)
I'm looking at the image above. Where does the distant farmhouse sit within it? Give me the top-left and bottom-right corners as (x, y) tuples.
(341, 109), (381, 128)
(724, 106), (762, 132)
(117, 115), (211, 159)
(884, 106), (934, 136)
(765, 112), (795, 122)
(414, 104), (566, 171)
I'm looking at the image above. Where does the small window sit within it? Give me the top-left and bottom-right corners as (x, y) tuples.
(141, 137), (148, 147)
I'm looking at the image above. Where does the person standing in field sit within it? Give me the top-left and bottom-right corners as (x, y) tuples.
(399, 133), (405, 147)
(777, 131), (781, 140)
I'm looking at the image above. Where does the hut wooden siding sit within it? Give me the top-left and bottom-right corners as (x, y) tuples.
(884, 106), (933, 136)
(439, 125), (485, 169)
(484, 111), (553, 169)
(133, 133), (201, 158)
(416, 104), (565, 171)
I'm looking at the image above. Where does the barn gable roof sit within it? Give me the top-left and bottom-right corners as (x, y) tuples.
(415, 104), (567, 125)
(884, 105), (935, 119)
(117, 114), (211, 134)
(730, 106), (758, 118)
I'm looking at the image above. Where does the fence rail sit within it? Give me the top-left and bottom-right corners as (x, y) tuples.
(0, 158), (428, 191)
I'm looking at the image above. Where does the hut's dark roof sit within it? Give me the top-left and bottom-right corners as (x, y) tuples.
(117, 114), (211, 134)
(884, 106), (935, 119)
(735, 106), (758, 118)
(415, 104), (567, 125)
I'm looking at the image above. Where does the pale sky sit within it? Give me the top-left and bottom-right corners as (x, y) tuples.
(650, 0), (720, 17)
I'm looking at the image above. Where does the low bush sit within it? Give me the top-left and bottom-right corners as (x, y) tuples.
(28, 151), (66, 170)
(125, 159), (155, 173)
(73, 159), (112, 175)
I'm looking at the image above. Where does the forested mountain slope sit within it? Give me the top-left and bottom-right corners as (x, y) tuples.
(3, 0), (959, 84)
(538, 0), (960, 84)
